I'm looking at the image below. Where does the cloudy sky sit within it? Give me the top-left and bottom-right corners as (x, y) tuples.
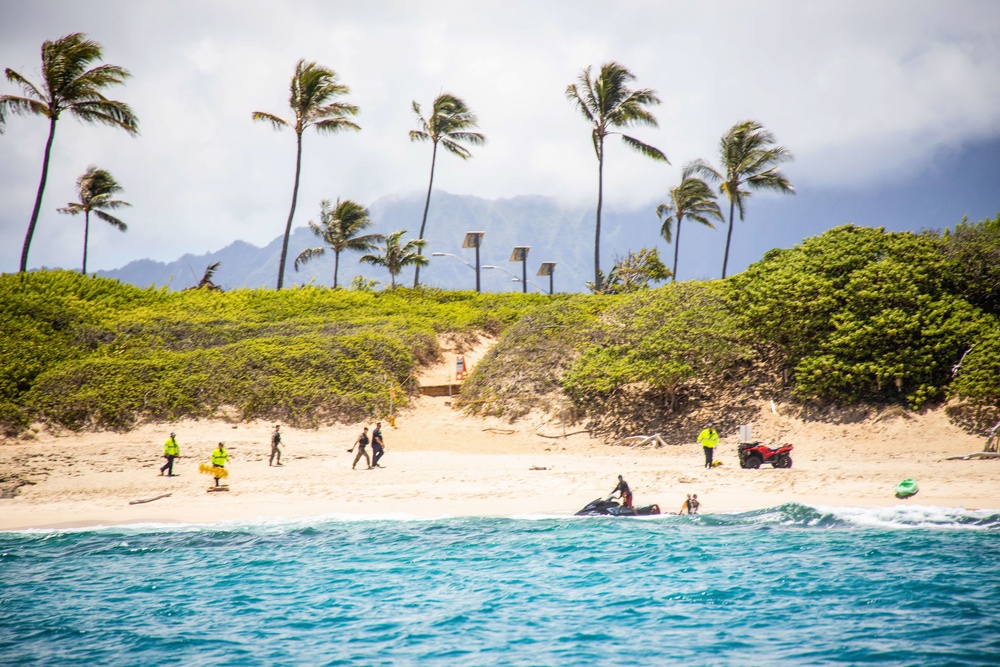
(2, 0), (999, 277)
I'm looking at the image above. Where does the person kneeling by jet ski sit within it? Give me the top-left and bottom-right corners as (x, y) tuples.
(611, 475), (633, 509)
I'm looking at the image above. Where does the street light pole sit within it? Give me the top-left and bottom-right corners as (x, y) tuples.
(537, 262), (557, 295)
(510, 246), (530, 295)
(463, 231), (485, 293)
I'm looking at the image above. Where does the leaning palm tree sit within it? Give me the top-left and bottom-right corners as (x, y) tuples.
(57, 166), (130, 275)
(252, 59), (360, 289)
(294, 198), (379, 288)
(359, 230), (428, 289)
(566, 61), (668, 291)
(1, 33), (138, 273)
(655, 170), (722, 281)
(687, 120), (794, 278)
(409, 93), (485, 287)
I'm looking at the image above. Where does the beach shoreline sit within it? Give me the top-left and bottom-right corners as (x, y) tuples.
(3, 393), (998, 531)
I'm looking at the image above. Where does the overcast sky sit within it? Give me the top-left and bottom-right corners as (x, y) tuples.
(2, 0), (999, 275)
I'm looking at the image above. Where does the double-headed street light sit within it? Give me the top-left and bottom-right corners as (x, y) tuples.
(431, 231), (485, 292)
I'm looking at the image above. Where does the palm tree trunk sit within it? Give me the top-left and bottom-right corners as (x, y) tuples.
(413, 142), (438, 288)
(594, 146), (605, 292)
(20, 117), (58, 273)
(277, 132), (304, 290)
(721, 197), (736, 279)
(672, 218), (682, 283)
(333, 250), (340, 289)
(82, 210), (90, 275)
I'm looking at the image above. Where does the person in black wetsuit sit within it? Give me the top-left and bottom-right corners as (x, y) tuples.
(610, 475), (633, 509)
(371, 422), (385, 468)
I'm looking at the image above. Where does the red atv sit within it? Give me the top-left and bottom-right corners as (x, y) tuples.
(738, 442), (794, 469)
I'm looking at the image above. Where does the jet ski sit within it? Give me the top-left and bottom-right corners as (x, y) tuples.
(575, 497), (661, 516)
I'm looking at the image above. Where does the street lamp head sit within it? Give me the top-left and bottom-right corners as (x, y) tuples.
(431, 252), (447, 257)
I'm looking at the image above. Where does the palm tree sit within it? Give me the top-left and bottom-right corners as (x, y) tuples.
(565, 61), (668, 291)
(360, 230), (428, 289)
(687, 120), (794, 278)
(57, 165), (130, 274)
(252, 59), (360, 289)
(409, 93), (485, 287)
(1, 33), (138, 273)
(655, 170), (722, 281)
(294, 198), (379, 288)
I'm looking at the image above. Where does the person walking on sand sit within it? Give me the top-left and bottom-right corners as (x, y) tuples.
(210, 442), (229, 487)
(371, 422), (385, 468)
(160, 432), (180, 476)
(270, 424), (283, 466)
(610, 475), (633, 509)
(698, 424), (720, 469)
(348, 427), (371, 470)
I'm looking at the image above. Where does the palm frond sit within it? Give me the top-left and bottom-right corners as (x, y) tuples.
(70, 99), (139, 133)
(94, 210), (127, 231)
(620, 134), (668, 162)
(0, 94), (49, 118)
(4, 69), (45, 101)
(251, 111), (290, 130)
(294, 246), (325, 271)
(311, 117), (362, 135)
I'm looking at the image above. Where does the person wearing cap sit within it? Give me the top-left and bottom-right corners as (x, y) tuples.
(347, 427), (371, 470)
(270, 424), (283, 466)
(371, 422), (385, 468)
(210, 442), (229, 487)
(160, 432), (180, 476)
(698, 424), (720, 468)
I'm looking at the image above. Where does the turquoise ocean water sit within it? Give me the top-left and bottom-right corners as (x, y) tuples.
(2, 504), (999, 666)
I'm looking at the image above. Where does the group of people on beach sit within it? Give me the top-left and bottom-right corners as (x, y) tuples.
(346, 423), (386, 469)
(158, 422), (389, 486)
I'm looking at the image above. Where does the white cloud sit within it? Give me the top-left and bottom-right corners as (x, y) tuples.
(2, 0), (999, 271)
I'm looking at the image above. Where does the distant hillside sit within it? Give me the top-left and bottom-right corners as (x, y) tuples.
(97, 192), (672, 293)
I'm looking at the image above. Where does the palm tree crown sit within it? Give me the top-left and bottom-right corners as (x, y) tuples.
(687, 120), (794, 278)
(294, 198), (379, 288)
(409, 93), (485, 287)
(252, 59), (360, 289)
(57, 165), (130, 274)
(655, 170), (722, 281)
(2, 33), (138, 273)
(565, 61), (668, 291)
(360, 230), (428, 289)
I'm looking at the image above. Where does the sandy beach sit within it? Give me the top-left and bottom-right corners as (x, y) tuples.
(2, 385), (997, 531)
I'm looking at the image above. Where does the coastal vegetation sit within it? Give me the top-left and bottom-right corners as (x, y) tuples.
(251, 59), (360, 290)
(0, 32), (139, 273)
(3, 220), (998, 438)
(409, 93), (486, 288)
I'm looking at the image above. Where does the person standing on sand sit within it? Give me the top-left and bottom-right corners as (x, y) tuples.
(679, 493), (692, 514)
(690, 494), (700, 514)
(210, 442), (229, 487)
(371, 422), (385, 468)
(270, 424), (283, 466)
(610, 475), (633, 509)
(348, 427), (371, 470)
(160, 432), (180, 476)
(698, 424), (720, 469)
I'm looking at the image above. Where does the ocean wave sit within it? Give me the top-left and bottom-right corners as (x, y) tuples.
(702, 503), (1000, 531)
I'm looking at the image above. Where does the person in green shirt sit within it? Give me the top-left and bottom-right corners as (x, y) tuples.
(160, 432), (180, 476)
(210, 442), (229, 487)
(698, 425), (720, 469)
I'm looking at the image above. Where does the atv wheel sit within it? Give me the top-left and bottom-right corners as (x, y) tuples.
(744, 455), (762, 469)
(775, 455), (792, 469)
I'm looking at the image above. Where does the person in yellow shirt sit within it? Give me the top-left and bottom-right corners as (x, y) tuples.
(698, 425), (720, 469)
(159, 432), (180, 476)
(210, 442), (229, 487)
